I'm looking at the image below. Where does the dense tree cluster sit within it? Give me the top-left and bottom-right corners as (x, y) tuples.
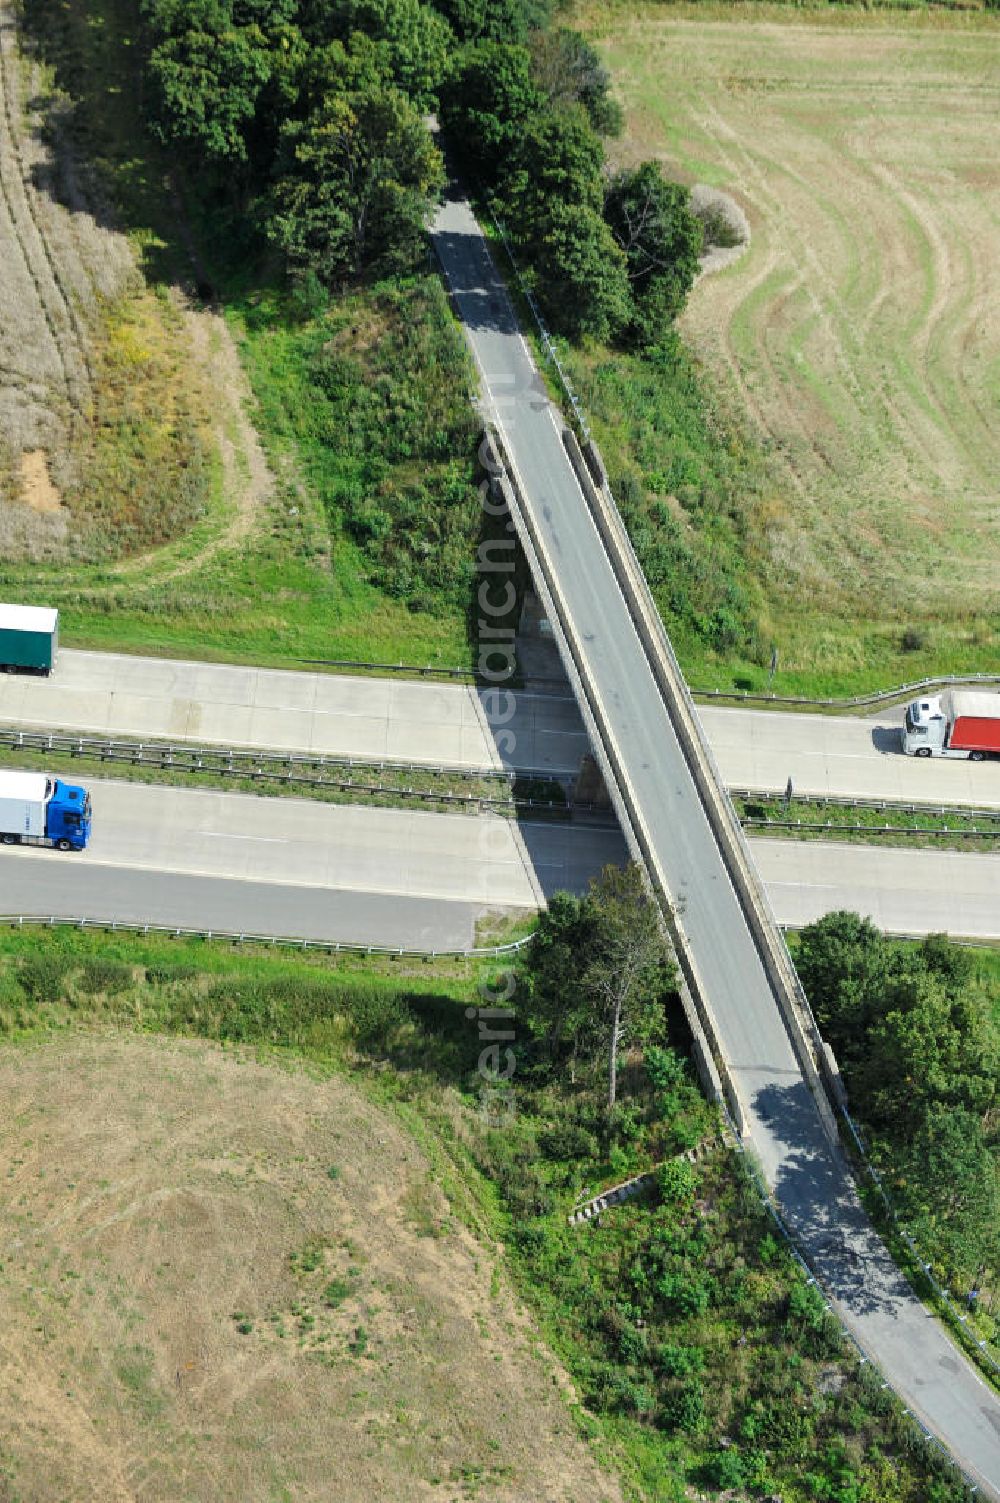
(439, 16), (702, 345)
(137, 0), (701, 342)
(797, 913), (999, 1289)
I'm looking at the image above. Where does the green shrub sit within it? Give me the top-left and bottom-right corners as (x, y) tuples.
(702, 1446), (745, 1489)
(657, 1159), (696, 1207)
(78, 959), (133, 996)
(656, 1270), (712, 1317)
(537, 1121), (600, 1161)
(653, 1341), (703, 1379)
(660, 1377), (706, 1433)
(19, 954), (70, 1004)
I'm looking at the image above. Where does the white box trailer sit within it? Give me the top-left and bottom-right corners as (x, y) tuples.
(0, 770), (50, 838)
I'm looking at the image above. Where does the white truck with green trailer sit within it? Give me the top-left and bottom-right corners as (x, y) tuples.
(0, 604), (58, 675)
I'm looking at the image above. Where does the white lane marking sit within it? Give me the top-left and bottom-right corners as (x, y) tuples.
(203, 832), (287, 843)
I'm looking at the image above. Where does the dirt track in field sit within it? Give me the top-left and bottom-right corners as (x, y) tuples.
(0, 1), (133, 550)
(586, 5), (1000, 622)
(0, 1033), (620, 1503)
(0, 2), (272, 573)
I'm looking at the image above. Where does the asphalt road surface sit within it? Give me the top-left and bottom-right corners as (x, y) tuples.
(431, 186), (1000, 1496)
(6, 649), (1000, 809)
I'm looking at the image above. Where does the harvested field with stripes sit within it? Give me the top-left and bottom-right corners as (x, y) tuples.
(581, 2), (1000, 677)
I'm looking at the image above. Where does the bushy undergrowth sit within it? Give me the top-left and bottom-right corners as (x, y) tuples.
(467, 1059), (968, 1503)
(68, 297), (210, 555)
(795, 918), (1000, 1294)
(568, 335), (770, 661)
(0, 928), (978, 1503)
(254, 276), (482, 615)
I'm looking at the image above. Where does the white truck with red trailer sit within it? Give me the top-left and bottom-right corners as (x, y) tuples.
(903, 689), (1000, 760)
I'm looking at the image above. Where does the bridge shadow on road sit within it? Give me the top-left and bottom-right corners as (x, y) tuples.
(516, 815), (628, 902)
(751, 1078), (911, 1321)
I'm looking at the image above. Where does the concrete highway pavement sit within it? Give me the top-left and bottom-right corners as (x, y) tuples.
(0, 649), (587, 775)
(701, 702), (1000, 810)
(5, 649), (1000, 811)
(753, 839), (1000, 939)
(431, 187), (1000, 1496)
(0, 779), (627, 947)
(2, 779), (994, 940)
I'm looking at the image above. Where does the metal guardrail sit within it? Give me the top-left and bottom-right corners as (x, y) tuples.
(745, 819), (1000, 841)
(489, 211), (593, 443)
(300, 657), (477, 679)
(0, 913), (536, 961)
(692, 673), (1000, 711)
(291, 661), (1000, 713)
(0, 726), (594, 818)
(735, 787), (1000, 823)
(0, 725), (507, 782)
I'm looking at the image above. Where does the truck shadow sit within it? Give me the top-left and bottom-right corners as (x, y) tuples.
(870, 725), (903, 756)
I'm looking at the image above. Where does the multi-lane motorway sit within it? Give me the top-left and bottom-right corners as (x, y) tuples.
(0, 212), (994, 1497)
(1, 779), (997, 942)
(4, 649), (1000, 809)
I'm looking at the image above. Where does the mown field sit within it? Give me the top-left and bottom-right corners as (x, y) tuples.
(574, 0), (1000, 693)
(0, 924), (983, 1503)
(0, 1033), (622, 1501)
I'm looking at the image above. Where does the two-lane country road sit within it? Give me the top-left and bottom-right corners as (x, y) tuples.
(431, 184), (1000, 1496)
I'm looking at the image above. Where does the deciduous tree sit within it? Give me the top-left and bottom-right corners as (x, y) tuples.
(529, 27), (622, 136)
(268, 85), (444, 282)
(604, 162), (703, 347)
(522, 864), (672, 1109)
(438, 42), (539, 180)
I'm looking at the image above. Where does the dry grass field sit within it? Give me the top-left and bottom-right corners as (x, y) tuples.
(0, 1032), (619, 1503)
(580, 2), (1000, 664)
(0, 0), (222, 561)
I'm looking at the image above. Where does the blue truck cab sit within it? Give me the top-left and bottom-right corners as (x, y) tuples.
(46, 780), (92, 851)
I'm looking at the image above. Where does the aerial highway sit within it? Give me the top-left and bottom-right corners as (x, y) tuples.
(430, 187), (1000, 1496)
(0, 231), (994, 1503)
(2, 778), (998, 945)
(3, 648), (1000, 809)
(2, 777), (998, 941)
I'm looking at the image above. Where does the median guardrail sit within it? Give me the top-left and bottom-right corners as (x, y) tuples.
(0, 725), (603, 819)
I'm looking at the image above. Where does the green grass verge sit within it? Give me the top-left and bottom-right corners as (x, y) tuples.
(0, 924), (979, 1503)
(738, 794), (1000, 853)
